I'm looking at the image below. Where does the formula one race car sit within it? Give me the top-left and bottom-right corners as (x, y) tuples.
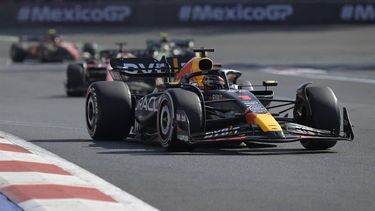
(132, 33), (195, 59)
(10, 30), (81, 63)
(85, 48), (354, 151)
(65, 43), (135, 96)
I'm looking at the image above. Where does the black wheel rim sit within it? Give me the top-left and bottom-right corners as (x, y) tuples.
(86, 94), (96, 130)
(160, 102), (171, 137)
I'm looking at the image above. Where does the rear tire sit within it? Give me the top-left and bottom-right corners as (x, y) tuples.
(85, 81), (134, 140)
(66, 64), (86, 97)
(299, 86), (340, 150)
(10, 44), (26, 63)
(157, 89), (202, 151)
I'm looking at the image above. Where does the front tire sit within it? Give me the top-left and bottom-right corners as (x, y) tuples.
(157, 89), (202, 151)
(298, 86), (340, 150)
(85, 81), (134, 140)
(66, 64), (86, 97)
(10, 44), (26, 62)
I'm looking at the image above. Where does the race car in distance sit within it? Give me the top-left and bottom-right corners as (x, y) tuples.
(65, 42), (135, 96)
(85, 48), (354, 151)
(132, 33), (195, 59)
(10, 29), (80, 63)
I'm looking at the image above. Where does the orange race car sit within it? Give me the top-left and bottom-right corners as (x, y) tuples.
(10, 29), (81, 63)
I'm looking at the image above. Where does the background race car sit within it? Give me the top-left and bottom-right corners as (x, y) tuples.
(66, 40), (194, 97)
(9, 29), (81, 63)
(85, 48), (354, 151)
(65, 42), (136, 96)
(131, 33), (195, 59)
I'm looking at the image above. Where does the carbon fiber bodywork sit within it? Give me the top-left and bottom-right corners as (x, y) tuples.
(109, 55), (354, 146)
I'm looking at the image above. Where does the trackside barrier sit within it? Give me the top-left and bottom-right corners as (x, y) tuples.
(0, 1), (374, 27)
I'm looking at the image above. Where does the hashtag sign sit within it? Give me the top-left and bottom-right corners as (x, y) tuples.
(179, 6), (191, 22)
(341, 5), (353, 21)
(17, 7), (30, 22)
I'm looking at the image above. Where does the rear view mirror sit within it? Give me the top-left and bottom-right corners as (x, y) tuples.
(263, 80), (278, 87)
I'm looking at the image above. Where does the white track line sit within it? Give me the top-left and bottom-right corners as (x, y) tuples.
(20, 199), (129, 211)
(0, 131), (159, 211)
(0, 151), (49, 163)
(263, 67), (375, 84)
(0, 35), (18, 42)
(0, 137), (13, 144)
(0, 172), (91, 189)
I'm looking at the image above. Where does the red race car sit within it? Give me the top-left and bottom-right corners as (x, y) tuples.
(10, 29), (80, 63)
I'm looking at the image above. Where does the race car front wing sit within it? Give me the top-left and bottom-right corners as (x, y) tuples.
(175, 107), (354, 145)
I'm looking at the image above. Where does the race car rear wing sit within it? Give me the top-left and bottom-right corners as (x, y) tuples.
(146, 39), (194, 49)
(110, 56), (191, 78)
(172, 39), (194, 48)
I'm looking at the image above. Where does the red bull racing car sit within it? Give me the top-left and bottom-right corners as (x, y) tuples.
(85, 48), (354, 151)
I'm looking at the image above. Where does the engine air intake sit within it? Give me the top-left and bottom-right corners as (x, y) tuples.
(198, 58), (213, 71)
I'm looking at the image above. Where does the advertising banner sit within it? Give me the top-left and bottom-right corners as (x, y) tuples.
(0, 1), (374, 27)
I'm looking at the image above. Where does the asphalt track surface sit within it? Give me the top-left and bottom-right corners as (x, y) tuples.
(0, 26), (375, 211)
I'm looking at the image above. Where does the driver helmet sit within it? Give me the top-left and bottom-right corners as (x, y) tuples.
(48, 28), (57, 36)
(160, 32), (169, 43)
(203, 75), (225, 90)
(47, 28), (60, 42)
(82, 42), (98, 57)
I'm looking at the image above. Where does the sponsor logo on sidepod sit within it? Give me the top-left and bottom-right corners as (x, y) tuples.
(17, 5), (131, 23)
(179, 4), (293, 22)
(136, 96), (159, 112)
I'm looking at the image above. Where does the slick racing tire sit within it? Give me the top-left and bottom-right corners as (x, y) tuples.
(37, 45), (49, 63)
(157, 89), (202, 151)
(299, 86), (340, 150)
(57, 48), (74, 62)
(85, 81), (134, 140)
(10, 44), (26, 63)
(66, 64), (86, 97)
